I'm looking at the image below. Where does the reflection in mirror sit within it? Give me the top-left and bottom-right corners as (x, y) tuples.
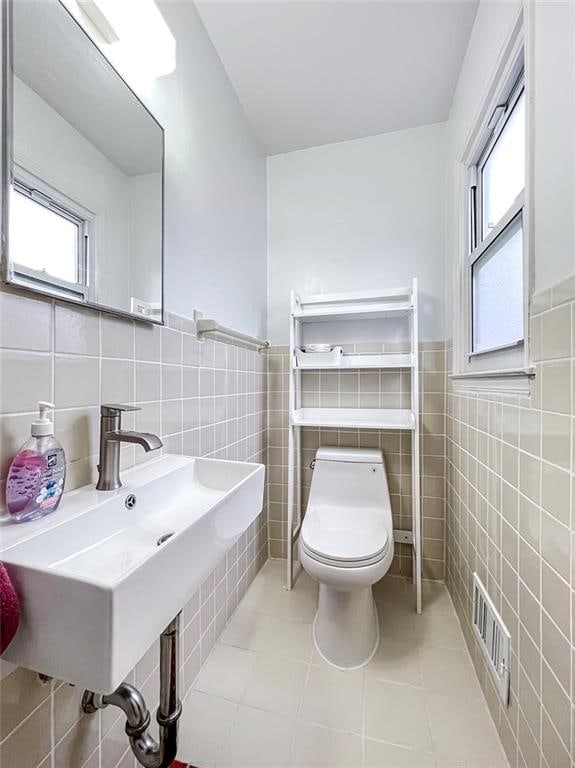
(6, 0), (164, 322)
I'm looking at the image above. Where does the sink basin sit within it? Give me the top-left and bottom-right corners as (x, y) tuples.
(0, 455), (264, 693)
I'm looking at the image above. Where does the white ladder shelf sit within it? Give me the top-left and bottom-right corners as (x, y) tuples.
(286, 279), (422, 614)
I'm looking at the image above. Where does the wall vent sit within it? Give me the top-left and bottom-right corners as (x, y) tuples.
(472, 573), (511, 705)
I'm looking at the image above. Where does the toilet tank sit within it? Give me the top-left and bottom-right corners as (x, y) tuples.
(307, 446), (392, 513)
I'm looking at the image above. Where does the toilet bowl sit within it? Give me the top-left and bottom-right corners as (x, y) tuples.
(299, 446), (394, 669)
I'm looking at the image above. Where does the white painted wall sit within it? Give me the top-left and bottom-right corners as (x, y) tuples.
(445, 0), (575, 321)
(267, 123), (446, 344)
(145, 1), (267, 337)
(532, 0), (575, 290)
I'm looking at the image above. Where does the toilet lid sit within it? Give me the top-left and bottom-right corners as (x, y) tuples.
(301, 505), (389, 564)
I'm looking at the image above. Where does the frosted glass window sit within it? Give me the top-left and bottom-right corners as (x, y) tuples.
(472, 215), (523, 353)
(481, 90), (525, 237)
(10, 185), (80, 284)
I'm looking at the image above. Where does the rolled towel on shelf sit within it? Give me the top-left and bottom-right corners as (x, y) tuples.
(296, 346), (343, 368)
(0, 563), (20, 654)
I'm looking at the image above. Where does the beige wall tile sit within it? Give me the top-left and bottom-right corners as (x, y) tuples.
(135, 362), (161, 402)
(541, 612), (571, 690)
(541, 563), (570, 639)
(541, 461), (570, 525)
(0, 350), (52, 412)
(161, 327), (183, 365)
(541, 361), (571, 414)
(519, 538), (540, 599)
(55, 303), (100, 356)
(519, 408), (541, 457)
(541, 412), (571, 469)
(101, 315), (134, 359)
(542, 305), (571, 360)
(542, 661), (570, 750)
(161, 399), (183, 436)
(0, 412), (37, 478)
(55, 407), (99, 463)
(101, 359), (135, 404)
(0, 668), (50, 741)
(541, 708), (570, 768)
(530, 314), (542, 362)
(0, 698), (51, 768)
(55, 355), (99, 408)
(135, 322), (161, 362)
(519, 452), (541, 505)
(0, 290), (52, 352)
(540, 511), (570, 582)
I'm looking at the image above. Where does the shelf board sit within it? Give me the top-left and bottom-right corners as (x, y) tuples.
(291, 407), (415, 430)
(292, 301), (412, 322)
(295, 353), (413, 370)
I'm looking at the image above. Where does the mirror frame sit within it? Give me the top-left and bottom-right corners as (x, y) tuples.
(0, 0), (165, 325)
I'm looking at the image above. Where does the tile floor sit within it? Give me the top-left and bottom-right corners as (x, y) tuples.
(177, 560), (508, 768)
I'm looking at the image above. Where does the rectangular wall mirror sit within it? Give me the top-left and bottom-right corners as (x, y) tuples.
(1, 0), (164, 323)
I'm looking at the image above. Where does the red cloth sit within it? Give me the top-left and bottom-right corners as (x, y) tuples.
(0, 563), (20, 653)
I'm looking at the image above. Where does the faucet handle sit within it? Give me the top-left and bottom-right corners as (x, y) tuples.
(100, 404), (141, 417)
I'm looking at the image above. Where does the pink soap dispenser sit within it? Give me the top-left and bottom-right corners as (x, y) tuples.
(6, 402), (66, 523)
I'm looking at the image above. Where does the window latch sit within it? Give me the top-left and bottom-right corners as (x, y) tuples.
(487, 104), (506, 132)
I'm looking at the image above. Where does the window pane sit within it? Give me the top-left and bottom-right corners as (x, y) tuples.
(482, 90), (525, 237)
(10, 187), (79, 283)
(473, 214), (523, 353)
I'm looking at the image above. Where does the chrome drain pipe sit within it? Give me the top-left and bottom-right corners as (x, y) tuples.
(82, 614), (182, 768)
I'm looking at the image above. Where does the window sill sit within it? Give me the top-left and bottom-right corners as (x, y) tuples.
(449, 366), (535, 395)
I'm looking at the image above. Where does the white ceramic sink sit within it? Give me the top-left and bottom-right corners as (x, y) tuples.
(0, 455), (264, 693)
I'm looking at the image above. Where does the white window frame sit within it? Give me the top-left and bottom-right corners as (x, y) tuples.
(452, 11), (534, 394)
(9, 166), (93, 301)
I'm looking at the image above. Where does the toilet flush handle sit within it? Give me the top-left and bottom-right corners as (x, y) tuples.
(310, 459), (316, 469)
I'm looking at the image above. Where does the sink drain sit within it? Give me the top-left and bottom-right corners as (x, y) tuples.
(125, 494), (137, 510)
(157, 532), (175, 546)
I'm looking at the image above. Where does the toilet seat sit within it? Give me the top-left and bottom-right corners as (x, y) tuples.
(301, 505), (389, 568)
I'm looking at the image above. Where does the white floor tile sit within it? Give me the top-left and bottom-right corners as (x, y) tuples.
(219, 704), (295, 767)
(364, 677), (433, 751)
(417, 645), (482, 697)
(377, 603), (418, 644)
(364, 739), (437, 767)
(413, 612), (466, 650)
(373, 575), (411, 603)
(241, 652), (308, 717)
(178, 690), (237, 767)
(418, 582), (456, 615)
(300, 664), (364, 734)
(241, 574), (317, 622)
(425, 692), (509, 768)
(193, 643), (257, 702)
(260, 616), (314, 662)
(181, 563), (508, 768)
(291, 722), (363, 767)
(365, 636), (423, 686)
(220, 609), (271, 651)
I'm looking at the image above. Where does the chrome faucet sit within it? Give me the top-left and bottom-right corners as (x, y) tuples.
(96, 404), (163, 491)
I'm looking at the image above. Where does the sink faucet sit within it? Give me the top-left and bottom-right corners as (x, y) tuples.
(96, 404), (163, 491)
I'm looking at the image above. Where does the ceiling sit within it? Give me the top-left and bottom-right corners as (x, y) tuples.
(195, 1), (479, 155)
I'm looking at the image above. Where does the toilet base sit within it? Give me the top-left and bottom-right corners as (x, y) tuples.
(313, 583), (379, 670)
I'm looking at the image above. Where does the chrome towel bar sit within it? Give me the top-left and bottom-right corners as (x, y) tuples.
(196, 319), (270, 351)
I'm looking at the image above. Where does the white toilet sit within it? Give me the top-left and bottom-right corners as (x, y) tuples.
(299, 446), (394, 669)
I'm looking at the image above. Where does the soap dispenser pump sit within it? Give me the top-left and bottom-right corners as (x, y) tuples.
(6, 401), (67, 523)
